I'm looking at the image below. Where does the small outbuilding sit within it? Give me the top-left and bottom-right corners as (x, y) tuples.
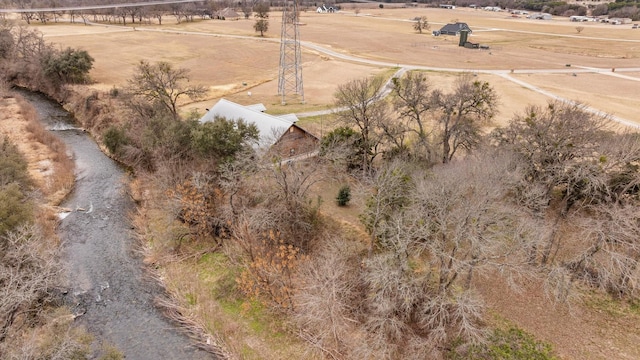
(438, 22), (472, 36)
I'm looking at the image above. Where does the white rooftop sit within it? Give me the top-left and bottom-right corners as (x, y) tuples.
(199, 99), (297, 148)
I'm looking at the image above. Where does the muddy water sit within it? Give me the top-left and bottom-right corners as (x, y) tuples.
(20, 90), (214, 360)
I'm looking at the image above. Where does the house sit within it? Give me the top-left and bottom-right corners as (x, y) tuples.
(316, 5), (337, 13)
(438, 22), (472, 36)
(199, 99), (318, 157)
(216, 8), (240, 20)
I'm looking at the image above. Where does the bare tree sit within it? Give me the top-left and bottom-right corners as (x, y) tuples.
(253, 2), (270, 36)
(240, 0), (252, 19)
(127, 60), (206, 119)
(391, 71), (435, 162)
(431, 73), (498, 163)
(360, 161), (413, 255)
(353, 156), (532, 356)
(413, 16), (430, 34)
(0, 225), (60, 343)
(292, 237), (364, 359)
(566, 204), (640, 298)
(493, 101), (612, 216)
(334, 76), (390, 173)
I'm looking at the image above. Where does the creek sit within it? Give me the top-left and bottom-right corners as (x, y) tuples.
(19, 90), (214, 360)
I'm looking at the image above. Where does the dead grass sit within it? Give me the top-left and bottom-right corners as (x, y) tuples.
(32, 6), (640, 127)
(0, 95), (74, 205)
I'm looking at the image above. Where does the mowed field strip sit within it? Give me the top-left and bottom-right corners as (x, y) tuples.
(30, 5), (640, 127)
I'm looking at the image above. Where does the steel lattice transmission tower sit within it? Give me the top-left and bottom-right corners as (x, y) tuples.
(278, 0), (304, 104)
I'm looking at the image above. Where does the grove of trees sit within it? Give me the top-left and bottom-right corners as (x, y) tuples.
(76, 53), (640, 357)
(97, 61), (640, 358)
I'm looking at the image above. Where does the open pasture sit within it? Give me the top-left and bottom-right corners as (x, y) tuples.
(30, 4), (640, 126)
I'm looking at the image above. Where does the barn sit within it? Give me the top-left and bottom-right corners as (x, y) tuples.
(199, 99), (318, 158)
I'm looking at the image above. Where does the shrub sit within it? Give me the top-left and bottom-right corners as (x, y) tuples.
(42, 47), (94, 84)
(448, 327), (558, 360)
(320, 126), (367, 172)
(0, 182), (32, 237)
(0, 136), (31, 187)
(336, 185), (351, 206)
(102, 126), (129, 156)
(190, 116), (258, 161)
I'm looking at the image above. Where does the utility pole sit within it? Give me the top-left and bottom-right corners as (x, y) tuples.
(278, 0), (304, 105)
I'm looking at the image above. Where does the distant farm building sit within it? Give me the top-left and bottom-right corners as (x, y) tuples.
(439, 4), (455, 9)
(434, 22), (472, 36)
(483, 6), (502, 11)
(199, 99), (318, 157)
(570, 15), (590, 22)
(604, 17), (632, 24)
(316, 5), (337, 13)
(216, 8), (240, 20)
(528, 12), (552, 20)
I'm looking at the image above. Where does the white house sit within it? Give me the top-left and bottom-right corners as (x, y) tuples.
(316, 5), (336, 13)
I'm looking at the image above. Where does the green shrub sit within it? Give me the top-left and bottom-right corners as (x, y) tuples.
(42, 47), (94, 84)
(0, 137), (32, 237)
(336, 185), (351, 206)
(448, 327), (558, 360)
(0, 182), (32, 237)
(102, 126), (129, 156)
(190, 116), (258, 161)
(0, 136), (31, 187)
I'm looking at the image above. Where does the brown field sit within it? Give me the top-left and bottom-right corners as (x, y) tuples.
(21, 6), (640, 359)
(31, 5), (640, 127)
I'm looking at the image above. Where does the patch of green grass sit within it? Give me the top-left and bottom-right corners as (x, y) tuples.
(447, 326), (558, 360)
(98, 343), (124, 360)
(586, 291), (640, 318)
(185, 292), (197, 305)
(629, 298), (640, 315)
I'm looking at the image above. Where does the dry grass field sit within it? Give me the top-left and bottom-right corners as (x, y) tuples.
(31, 5), (640, 127)
(21, 5), (640, 359)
